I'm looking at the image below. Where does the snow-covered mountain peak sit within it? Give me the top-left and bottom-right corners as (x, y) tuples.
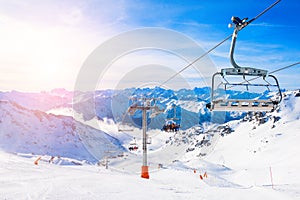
(0, 100), (125, 162)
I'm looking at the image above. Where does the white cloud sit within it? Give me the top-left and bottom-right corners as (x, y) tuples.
(0, 1), (128, 91)
(0, 1), (298, 91)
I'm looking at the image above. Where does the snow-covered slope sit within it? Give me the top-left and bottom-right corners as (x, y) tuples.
(177, 90), (300, 198)
(0, 100), (125, 162)
(2, 150), (295, 200)
(204, 91), (300, 179)
(0, 89), (299, 199)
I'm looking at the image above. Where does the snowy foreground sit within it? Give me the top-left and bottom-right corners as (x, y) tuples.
(0, 90), (300, 199)
(0, 150), (298, 200)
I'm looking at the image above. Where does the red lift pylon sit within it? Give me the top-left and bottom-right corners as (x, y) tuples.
(127, 97), (164, 179)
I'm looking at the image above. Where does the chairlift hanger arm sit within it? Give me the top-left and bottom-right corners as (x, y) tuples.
(208, 0), (283, 112)
(268, 74), (282, 104)
(228, 0), (281, 69)
(209, 72), (222, 110)
(158, 0), (281, 87)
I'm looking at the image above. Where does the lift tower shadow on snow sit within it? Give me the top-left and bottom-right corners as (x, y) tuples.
(127, 97), (164, 179)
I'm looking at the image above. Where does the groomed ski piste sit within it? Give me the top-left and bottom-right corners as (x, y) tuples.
(0, 89), (299, 199)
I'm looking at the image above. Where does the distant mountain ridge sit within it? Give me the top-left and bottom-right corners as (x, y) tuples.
(0, 88), (298, 165)
(0, 87), (281, 130)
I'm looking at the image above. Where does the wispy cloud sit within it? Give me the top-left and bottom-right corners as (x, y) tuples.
(250, 22), (295, 28)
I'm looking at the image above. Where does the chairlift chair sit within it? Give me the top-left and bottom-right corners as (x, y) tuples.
(209, 16), (282, 112)
(128, 138), (139, 151)
(146, 135), (152, 144)
(162, 105), (180, 132)
(118, 123), (134, 132)
(162, 120), (180, 132)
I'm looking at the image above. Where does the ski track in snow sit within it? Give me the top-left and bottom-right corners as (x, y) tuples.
(0, 141), (298, 200)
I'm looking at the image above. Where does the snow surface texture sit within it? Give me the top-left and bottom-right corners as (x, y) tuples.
(0, 88), (299, 199)
(0, 151), (297, 200)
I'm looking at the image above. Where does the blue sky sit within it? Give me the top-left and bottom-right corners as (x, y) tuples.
(0, 0), (299, 91)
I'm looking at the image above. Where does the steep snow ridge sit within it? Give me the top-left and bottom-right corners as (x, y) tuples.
(0, 100), (125, 163)
(279, 91), (300, 121)
(201, 92), (300, 188)
(177, 100), (204, 113)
